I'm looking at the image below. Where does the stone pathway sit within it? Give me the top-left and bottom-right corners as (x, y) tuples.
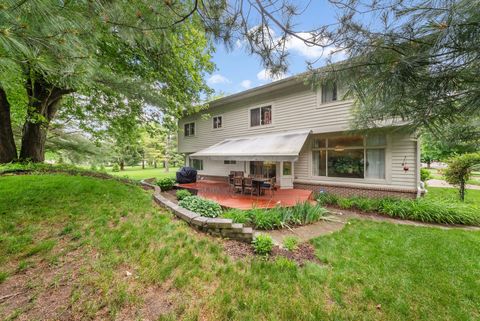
(427, 179), (480, 190)
(263, 206), (480, 246)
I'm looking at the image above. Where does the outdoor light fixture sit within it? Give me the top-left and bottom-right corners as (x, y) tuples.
(334, 146), (345, 152)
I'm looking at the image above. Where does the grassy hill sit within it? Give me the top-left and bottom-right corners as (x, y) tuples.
(0, 174), (479, 320)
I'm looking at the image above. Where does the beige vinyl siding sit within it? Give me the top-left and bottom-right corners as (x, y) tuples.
(390, 133), (418, 188)
(193, 159), (246, 176)
(178, 85), (353, 153)
(179, 83), (418, 190)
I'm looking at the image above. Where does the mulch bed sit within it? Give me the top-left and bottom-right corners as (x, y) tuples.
(222, 240), (321, 266)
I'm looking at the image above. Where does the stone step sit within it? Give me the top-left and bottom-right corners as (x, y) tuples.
(242, 227), (253, 234)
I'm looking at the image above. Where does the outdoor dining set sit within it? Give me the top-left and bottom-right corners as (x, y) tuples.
(228, 171), (276, 196)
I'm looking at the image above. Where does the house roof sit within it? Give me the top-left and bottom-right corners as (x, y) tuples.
(209, 72), (308, 108)
(190, 129), (311, 162)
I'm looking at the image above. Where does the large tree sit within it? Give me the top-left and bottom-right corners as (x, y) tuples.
(0, 0), (214, 163)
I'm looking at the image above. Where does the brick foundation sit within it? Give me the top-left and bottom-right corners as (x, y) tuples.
(293, 182), (418, 199)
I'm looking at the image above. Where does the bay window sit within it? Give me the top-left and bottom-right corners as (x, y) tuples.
(312, 134), (386, 179)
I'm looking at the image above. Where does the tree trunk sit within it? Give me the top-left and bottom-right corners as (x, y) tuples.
(459, 179), (465, 201)
(0, 87), (17, 163)
(154, 160), (157, 168)
(164, 134), (170, 172)
(142, 151), (145, 169)
(120, 160), (125, 171)
(19, 77), (72, 162)
(427, 161), (431, 169)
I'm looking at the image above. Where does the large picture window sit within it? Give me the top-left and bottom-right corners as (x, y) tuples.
(250, 106), (272, 127)
(312, 135), (386, 179)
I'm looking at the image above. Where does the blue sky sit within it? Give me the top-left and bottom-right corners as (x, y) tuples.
(206, 0), (341, 95)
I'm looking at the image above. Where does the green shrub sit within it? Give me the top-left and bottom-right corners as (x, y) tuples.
(444, 152), (480, 201)
(252, 234), (274, 255)
(314, 193), (480, 226)
(176, 189), (192, 201)
(90, 164), (97, 171)
(316, 192), (339, 206)
(222, 202), (326, 230)
(112, 164), (120, 172)
(178, 196), (222, 218)
(99, 164), (106, 172)
(251, 208), (283, 229)
(283, 236), (299, 251)
(420, 168), (432, 182)
(222, 209), (253, 224)
(157, 177), (176, 191)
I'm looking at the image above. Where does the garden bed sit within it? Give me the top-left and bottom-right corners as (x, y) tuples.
(316, 192), (480, 226)
(223, 239), (321, 266)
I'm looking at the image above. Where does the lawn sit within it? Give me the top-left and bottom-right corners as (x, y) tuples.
(107, 165), (179, 180)
(426, 168), (480, 186)
(1, 174), (479, 320)
(427, 186), (480, 206)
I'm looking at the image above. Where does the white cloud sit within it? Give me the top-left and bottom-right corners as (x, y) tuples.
(207, 74), (231, 85)
(240, 80), (252, 89)
(283, 32), (335, 60)
(256, 69), (289, 82)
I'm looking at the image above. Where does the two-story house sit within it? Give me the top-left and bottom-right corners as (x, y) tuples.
(178, 73), (422, 199)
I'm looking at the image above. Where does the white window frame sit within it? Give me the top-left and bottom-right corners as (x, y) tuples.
(309, 134), (388, 183)
(212, 115), (223, 130)
(191, 158), (203, 170)
(184, 122), (196, 137)
(248, 104), (274, 128)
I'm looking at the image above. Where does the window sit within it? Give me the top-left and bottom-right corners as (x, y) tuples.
(213, 116), (222, 129)
(312, 134), (386, 179)
(192, 159), (203, 170)
(250, 161), (276, 178)
(250, 106), (272, 127)
(321, 82), (337, 104)
(184, 122), (195, 137)
(224, 160), (236, 164)
(283, 161), (292, 176)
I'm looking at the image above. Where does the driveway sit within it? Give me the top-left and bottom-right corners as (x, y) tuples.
(427, 179), (480, 190)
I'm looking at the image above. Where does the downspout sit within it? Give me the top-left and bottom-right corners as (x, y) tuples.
(416, 135), (423, 198)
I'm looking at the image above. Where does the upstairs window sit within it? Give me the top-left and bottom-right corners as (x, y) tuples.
(321, 82), (337, 104)
(224, 160), (236, 164)
(213, 116), (222, 129)
(184, 122), (195, 137)
(250, 106), (272, 127)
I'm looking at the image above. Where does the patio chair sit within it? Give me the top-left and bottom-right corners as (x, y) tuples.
(261, 177), (276, 196)
(228, 172), (235, 191)
(242, 177), (256, 196)
(234, 171), (244, 177)
(233, 177), (244, 193)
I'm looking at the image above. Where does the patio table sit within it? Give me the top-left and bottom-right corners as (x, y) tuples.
(252, 178), (270, 196)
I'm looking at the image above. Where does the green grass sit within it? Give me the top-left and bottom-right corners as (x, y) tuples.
(427, 186), (480, 206)
(107, 165), (179, 181)
(425, 168), (480, 186)
(1, 174), (480, 320)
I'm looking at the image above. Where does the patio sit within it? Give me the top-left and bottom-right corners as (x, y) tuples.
(177, 180), (314, 210)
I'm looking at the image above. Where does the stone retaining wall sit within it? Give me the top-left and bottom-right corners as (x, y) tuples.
(141, 180), (253, 243)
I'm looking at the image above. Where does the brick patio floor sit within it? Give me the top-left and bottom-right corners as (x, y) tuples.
(177, 180), (313, 210)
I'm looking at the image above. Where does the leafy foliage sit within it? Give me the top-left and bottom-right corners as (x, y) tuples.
(444, 153), (480, 201)
(316, 193), (480, 226)
(222, 202), (327, 230)
(157, 178), (176, 191)
(420, 168), (431, 182)
(282, 236), (299, 251)
(176, 189), (192, 201)
(252, 234), (274, 255)
(178, 196), (222, 218)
